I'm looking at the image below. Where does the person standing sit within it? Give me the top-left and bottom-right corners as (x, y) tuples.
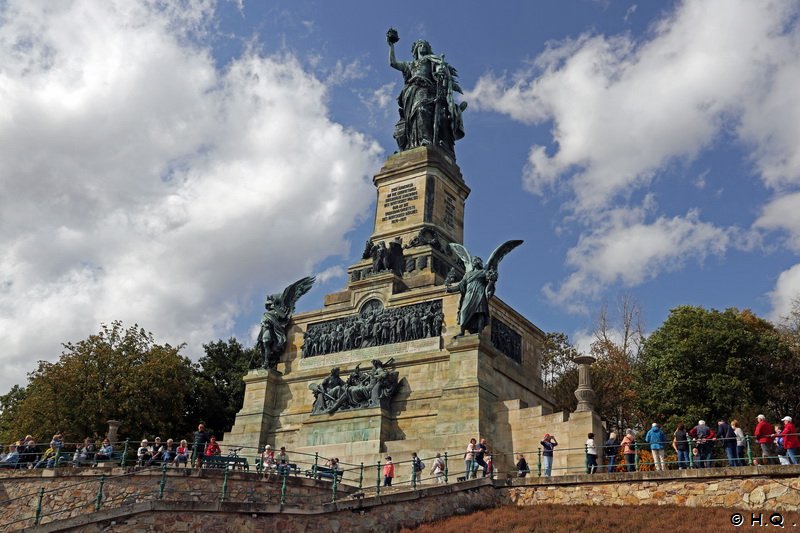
(672, 423), (690, 469)
(474, 438), (489, 477)
(383, 456), (394, 486)
(645, 423), (667, 471)
(780, 416), (798, 465)
(604, 432), (619, 473)
(540, 434), (558, 477)
(689, 420), (713, 468)
(717, 419), (738, 467)
(731, 420), (746, 466)
(192, 423), (209, 468)
(621, 430), (636, 472)
(411, 452), (424, 484)
(516, 454), (530, 478)
(431, 453), (445, 484)
(585, 433), (598, 474)
(754, 414), (776, 465)
(464, 438), (476, 480)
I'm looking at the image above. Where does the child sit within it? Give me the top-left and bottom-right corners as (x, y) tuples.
(383, 456), (394, 486)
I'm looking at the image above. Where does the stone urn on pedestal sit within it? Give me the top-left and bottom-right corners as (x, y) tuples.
(573, 355), (597, 412)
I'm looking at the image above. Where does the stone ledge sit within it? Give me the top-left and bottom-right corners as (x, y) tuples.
(500, 464), (800, 487)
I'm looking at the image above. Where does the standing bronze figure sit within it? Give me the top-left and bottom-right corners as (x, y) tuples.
(256, 276), (315, 369)
(387, 28), (467, 158)
(446, 240), (523, 338)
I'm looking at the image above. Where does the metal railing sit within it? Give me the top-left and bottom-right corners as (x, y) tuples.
(1, 433), (798, 530)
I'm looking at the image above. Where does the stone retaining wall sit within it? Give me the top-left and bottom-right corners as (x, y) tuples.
(3, 465), (800, 532)
(503, 465), (800, 512)
(0, 467), (350, 530)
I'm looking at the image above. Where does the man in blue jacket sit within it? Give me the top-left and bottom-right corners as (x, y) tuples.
(645, 423), (668, 471)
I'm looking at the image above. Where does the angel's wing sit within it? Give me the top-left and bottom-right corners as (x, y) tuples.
(448, 243), (474, 274)
(486, 240), (523, 272)
(279, 276), (316, 313)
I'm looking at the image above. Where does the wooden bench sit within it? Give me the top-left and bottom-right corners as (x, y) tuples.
(305, 465), (344, 482)
(93, 451), (124, 467)
(203, 455), (249, 471)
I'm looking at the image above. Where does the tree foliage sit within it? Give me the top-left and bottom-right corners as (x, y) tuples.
(589, 297), (645, 431)
(187, 338), (257, 436)
(541, 332), (579, 413)
(635, 306), (791, 426)
(0, 321), (195, 444)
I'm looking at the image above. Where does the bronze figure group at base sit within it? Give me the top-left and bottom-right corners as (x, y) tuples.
(309, 359), (400, 415)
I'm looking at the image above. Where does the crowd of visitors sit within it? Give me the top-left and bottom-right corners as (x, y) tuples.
(562, 414), (800, 474)
(1, 414), (796, 480)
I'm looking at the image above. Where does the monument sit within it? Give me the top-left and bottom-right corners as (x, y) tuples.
(224, 29), (602, 476)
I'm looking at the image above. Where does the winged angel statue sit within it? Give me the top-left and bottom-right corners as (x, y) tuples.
(256, 276), (315, 369)
(446, 241), (523, 338)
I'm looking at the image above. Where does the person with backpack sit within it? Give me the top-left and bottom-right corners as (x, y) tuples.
(411, 452), (425, 484)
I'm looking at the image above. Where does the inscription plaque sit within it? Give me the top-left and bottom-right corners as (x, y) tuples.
(382, 183), (419, 223)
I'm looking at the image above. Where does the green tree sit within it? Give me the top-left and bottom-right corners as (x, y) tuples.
(2, 321), (195, 444)
(0, 385), (28, 444)
(541, 332), (579, 413)
(589, 296), (645, 431)
(635, 306), (790, 426)
(187, 338), (257, 436)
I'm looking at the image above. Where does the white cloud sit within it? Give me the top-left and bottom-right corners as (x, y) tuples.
(466, 0), (800, 312)
(467, 0), (800, 213)
(0, 0), (381, 393)
(768, 264), (800, 322)
(543, 206), (730, 311)
(755, 192), (800, 252)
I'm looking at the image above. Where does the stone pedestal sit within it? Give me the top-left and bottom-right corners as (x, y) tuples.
(573, 355), (597, 413)
(223, 369), (283, 451)
(293, 407), (394, 466)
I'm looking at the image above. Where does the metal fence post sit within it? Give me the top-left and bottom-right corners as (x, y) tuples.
(34, 488), (44, 526)
(120, 439), (130, 467)
(359, 462), (364, 490)
(444, 452), (449, 484)
(280, 469), (288, 505)
(159, 462), (168, 499)
(537, 448), (542, 477)
(376, 461), (381, 497)
(95, 475), (105, 512)
(221, 467), (229, 502)
(746, 435), (753, 466)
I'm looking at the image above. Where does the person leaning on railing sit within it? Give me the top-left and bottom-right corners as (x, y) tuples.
(604, 432), (619, 473)
(621, 430), (636, 472)
(672, 423), (690, 469)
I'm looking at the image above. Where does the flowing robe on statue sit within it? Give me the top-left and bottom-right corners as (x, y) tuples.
(456, 269), (492, 332)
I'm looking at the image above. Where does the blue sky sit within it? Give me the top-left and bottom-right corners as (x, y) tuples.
(2, 0), (800, 394)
